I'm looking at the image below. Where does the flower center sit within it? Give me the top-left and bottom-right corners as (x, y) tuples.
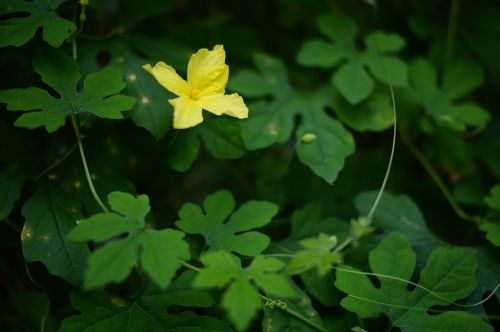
(190, 88), (200, 99)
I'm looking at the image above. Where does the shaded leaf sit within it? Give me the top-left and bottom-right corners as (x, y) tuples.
(0, 0), (76, 48)
(21, 181), (90, 285)
(60, 271), (231, 332)
(0, 49), (136, 132)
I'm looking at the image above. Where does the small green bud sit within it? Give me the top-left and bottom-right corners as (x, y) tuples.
(80, 0), (89, 5)
(300, 133), (317, 143)
(350, 215), (375, 240)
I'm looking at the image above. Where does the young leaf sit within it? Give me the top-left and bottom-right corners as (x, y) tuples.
(60, 271), (231, 332)
(194, 252), (295, 331)
(0, 163), (31, 220)
(67, 191), (190, 289)
(297, 15), (407, 104)
(0, 49), (136, 132)
(335, 232), (493, 332)
(176, 190), (278, 256)
(403, 59), (490, 131)
(0, 0), (76, 48)
(21, 181), (90, 285)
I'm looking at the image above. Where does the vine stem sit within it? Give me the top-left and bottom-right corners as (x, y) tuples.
(70, 33), (109, 213)
(400, 132), (480, 224)
(257, 294), (329, 332)
(71, 114), (109, 213)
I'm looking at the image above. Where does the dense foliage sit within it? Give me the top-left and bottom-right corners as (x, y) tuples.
(1, 0), (499, 331)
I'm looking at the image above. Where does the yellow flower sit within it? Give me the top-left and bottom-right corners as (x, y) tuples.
(143, 45), (249, 129)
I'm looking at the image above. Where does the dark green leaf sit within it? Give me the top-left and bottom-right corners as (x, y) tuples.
(0, 0), (76, 48)
(21, 181), (90, 285)
(335, 233), (492, 332)
(0, 163), (30, 220)
(60, 271), (231, 332)
(0, 49), (136, 132)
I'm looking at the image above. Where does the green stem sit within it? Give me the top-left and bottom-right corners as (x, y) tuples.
(178, 260), (202, 272)
(443, 0), (460, 73)
(401, 132), (480, 224)
(71, 114), (109, 213)
(332, 236), (355, 254)
(258, 294), (329, 332)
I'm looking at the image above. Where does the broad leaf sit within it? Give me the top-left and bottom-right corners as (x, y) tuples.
(0, 49), (136, 132)
(297, 15), (407, 104)
(21, 181), (90, 285)
(60, 271), (231, 332)
(335, 232), (492, 332)
(230, 53), (304, 150)
(194, 252), (295, 331)
(0, 0), (76, 48)
(176, 190), (278, 256)
(296, 91), (355, 184)
(485, 184), (500, 211)
(404, 59), (490, 131)
(67, 192), (190, 289)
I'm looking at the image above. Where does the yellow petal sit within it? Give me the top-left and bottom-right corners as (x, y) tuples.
(199, 93), (249, 119)
(169, 96), (203, 129)
(143, 62), (190, 97)
(187, 45), (228, 96)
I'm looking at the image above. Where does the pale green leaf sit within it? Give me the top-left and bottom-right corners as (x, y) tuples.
(176, 190), (277, 256)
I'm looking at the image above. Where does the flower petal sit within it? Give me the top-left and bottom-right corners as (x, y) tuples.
(188, 45), (228, 96)
(143, 62), (190, 97)
(199, 93), (249, 119)
(169, 96), (203, 129)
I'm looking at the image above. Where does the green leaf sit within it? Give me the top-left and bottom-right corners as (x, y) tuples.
(485, 184), (500, 211)
(355, 191), (443, 262)
(335, 232), (492, 332)
(21, 181), (90, 285)
(479, 219), (500, 246)
(230, 53), (303, 150)
(297, 14), (407, 104)
(0, 0), (76, 48)
(0, 163), (30, 220)
(111, 46), (172, 140)
(0, 49), (136, 132)
(176, 190), (278, 256)
(262, 287), (323, 332)
(200, 117), (246, 159)
(287, 233), (342, 277)
(296, 91), (355, 184)
(67, 191), (189, 289)
(404, 59), (490, 131)
(60, 271), (231, 332)
(332, 91), (394, 132)
(194, 252), (295, 331)
(167, 130), (201, 172)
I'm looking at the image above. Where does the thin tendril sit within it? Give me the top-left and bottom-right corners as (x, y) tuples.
(367, 46), (397, 220)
